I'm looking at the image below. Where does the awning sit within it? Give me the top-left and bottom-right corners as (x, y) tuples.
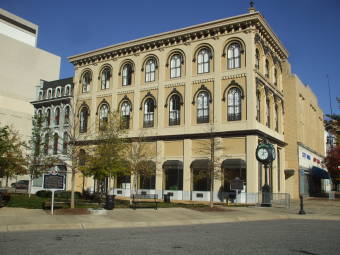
(190, 159), (211, 169)
(221, 159), (246, 169)
(163, 160), (183, 169)
(311, 166), (330, 179)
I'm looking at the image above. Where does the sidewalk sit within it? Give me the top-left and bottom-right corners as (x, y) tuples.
(0, 198), (339, 232)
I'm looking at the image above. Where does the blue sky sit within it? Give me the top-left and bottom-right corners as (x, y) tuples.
(2, 0), (339, 115)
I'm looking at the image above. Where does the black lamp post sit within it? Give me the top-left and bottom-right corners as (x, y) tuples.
(256, 138), (275, 207)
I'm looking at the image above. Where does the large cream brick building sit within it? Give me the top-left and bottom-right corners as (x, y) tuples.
(0, 9), (60, 187)
(68, 7), (324, 200)
(283, 63), (326, 197)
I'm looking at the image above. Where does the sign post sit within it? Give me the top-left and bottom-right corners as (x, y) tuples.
(230, 178), (244, 203)
(43, 171), (64, 215)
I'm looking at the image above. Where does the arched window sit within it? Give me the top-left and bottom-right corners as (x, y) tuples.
(79, 107), (89, 133)
(39, 91), (43, 100)
(227, 88), (241, 121)
(266, 99), (271, 128)
(53, 133), (59, 155)
(44, 133), (49, 155)
(170, 54), (181, 78)
(197, 49), (210, 74)
(46, 109), (51, 126)
(99, 104), (109, 130)
(82, 72), (91, 92)
(256, 90), (261, 122)
(169, 94), (181, 126)
(65, 85), (71, 96)
(121, 101), (131, 129)
(63, 132), (68, 155)
(56, 88), (61, 97)
(274, 69), (278, 86)
(47, 89), (52, 99)
(197, 91), (209, 123)
(275, 104), (279, 132)
(227, 43), (241, 69)
(55, 107), (60, 126)
(64, 106), (70, 125)
(37, 109), (42, 118)
(255, 49), (260, 69)
(143, 98), (155, 128)
(265, 59), (270, 78)
(122, 63), (132, 86)
(145, 59), (156, 82)
(101, 67), (111, 90)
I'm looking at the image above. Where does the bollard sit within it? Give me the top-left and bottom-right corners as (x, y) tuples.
(298, 195), (306, 215)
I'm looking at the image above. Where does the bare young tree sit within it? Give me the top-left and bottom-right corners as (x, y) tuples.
(28, 114), (59, 196)
(125, 133), (156, 199)
(60, 99), (94, 208)
(195, 124), (224, 208)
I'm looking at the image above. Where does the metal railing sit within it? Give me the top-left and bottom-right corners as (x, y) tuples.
(257, 192), (290, 208)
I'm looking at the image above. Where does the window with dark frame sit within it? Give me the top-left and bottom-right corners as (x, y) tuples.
(145, 59), (156, 82)
(255, 49), (260, 69)
(197, 91), (209, 123)
(55, 107), (60, 126)
(53, 133), (58, 155)
(99, 104), (109, 130)
(64, 106), (70, 125)
(256, 90), (261, 122)
(265, 59), (270, 78)
(63, 132), (68, 155)
(227, 88), (241, 121)
(227, 43), (241, 69)
(197, 49), (210, 74)
(44, 133), (49, 155)
(266, 99), (271, 128)
(101, 68), (111, 90)
(46, 109), (51, 126)
(275, 104), (279, 132)
(143, 98), (155, 128)
(80, 107), (88, 133)
(170, 54), (181, 78)
(121, 101), (131, 129)
(122, 63), (132, 86)
(82, 72), (91, 93)
(169, 94), (180, 126)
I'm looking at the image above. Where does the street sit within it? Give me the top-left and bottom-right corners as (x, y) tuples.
(1, 220), (339, 255)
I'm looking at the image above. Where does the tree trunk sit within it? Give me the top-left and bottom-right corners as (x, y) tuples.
(6, 176), (9, 187)
(70, 168), (76, 208)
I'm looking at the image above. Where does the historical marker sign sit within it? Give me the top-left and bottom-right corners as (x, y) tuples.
(43, 174), (64, 190)
(230, 178), (244, 191)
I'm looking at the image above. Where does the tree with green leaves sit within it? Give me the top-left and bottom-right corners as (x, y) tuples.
(324, 97), (340, 189)
(0, 124), (28, 187)
(80, 111), (128, 200)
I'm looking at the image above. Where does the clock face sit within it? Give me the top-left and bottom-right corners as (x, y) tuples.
(257, 148), (269, 161)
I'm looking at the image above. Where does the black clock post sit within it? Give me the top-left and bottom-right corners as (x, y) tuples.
(256, 138), (275, 207)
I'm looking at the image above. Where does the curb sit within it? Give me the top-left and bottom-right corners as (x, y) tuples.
(1, 214), (340, 232)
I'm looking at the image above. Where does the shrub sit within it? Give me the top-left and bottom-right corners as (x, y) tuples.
(54, 191), (82, 199)
(36, 190), (52, 198)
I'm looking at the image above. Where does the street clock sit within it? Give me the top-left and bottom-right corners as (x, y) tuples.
(256, 142), (275, 164)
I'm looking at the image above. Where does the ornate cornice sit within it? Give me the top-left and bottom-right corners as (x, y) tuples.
(68, 12), (288, 67)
